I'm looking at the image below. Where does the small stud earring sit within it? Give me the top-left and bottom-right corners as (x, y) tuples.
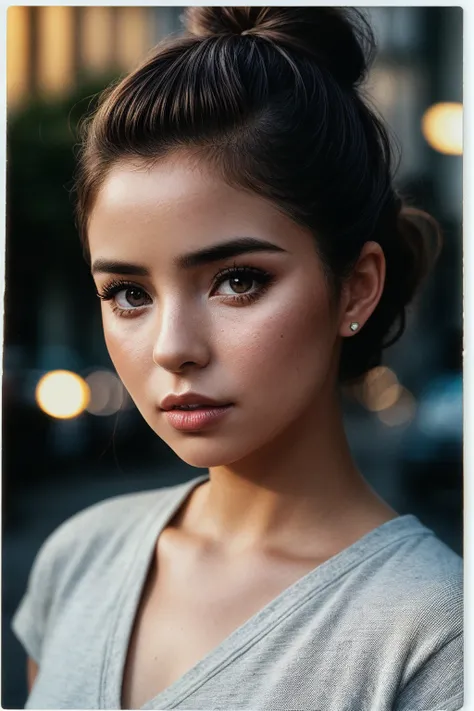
(350, 322), (359, 332)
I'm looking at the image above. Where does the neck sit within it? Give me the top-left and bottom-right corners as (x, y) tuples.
(179, 391), (396, 557)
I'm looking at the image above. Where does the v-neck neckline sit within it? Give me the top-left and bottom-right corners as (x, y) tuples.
(99, 475), (425, 710)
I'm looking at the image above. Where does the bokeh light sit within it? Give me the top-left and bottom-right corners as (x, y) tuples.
(421, 102), (463, 156)
(36, 370), (90, 419)
(359, 367), (402, 412)
(377, 388), (417, 427)
(85, 369), (126, 416)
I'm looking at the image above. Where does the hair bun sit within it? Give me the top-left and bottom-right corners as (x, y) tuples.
(185, 7), (261, 37)
(184, 7), (374, 87)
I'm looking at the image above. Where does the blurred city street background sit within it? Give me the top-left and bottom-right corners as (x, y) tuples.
(3, 7), (463, 708)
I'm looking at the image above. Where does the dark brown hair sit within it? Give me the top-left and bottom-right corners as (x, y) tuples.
(74, 6), (441, 381)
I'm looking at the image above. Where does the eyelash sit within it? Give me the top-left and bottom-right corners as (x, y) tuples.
(96, 263), (275, 318)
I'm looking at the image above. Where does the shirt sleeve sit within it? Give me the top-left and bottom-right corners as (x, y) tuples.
(394, 632), (463, 711)
(11, 528), (64, 664)
(10, 489), (163, 666)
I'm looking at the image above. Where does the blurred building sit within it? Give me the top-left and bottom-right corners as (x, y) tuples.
(7, 7), (183, 110)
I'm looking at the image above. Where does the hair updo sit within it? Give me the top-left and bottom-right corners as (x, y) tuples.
(74, 6), (441, 382)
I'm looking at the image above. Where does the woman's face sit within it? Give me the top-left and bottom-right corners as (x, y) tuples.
(88, 154), (344, 468)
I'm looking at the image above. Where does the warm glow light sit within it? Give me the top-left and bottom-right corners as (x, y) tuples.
(421, 102), (463, 156)
(359, 367), (402, 412)
(85, 370), (125, 416)
(7, 7), (30, 109)
(116, 7), (152, 70)
(378, 388), (417, 427)
(37, 6), (74, 95)
(367, 383), (402, 412)
(81, 7), (114, 72)
(36, 370), (90, 419)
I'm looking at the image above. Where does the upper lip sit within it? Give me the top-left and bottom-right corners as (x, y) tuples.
(160, 393), (232, 411)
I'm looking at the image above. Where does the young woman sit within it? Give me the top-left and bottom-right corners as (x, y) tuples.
(13, 7), (462, 711)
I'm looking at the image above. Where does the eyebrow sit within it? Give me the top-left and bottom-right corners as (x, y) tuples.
(91, 237), (287, 275)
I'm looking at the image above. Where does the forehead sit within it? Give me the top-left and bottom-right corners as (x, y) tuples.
(92, 154), (224, 214)
(87, 153), (316, 264)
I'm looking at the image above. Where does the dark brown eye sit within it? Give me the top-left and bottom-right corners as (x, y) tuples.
(115, 287), (150, 309)
(127, 288), (147, 306)
(228, 276), (253, 294)
(212, 265), (274, 303)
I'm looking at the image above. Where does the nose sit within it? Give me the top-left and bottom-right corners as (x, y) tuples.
(152, 299), (211, 373)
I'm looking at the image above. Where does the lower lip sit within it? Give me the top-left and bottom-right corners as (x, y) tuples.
(164, 405), (233, 431)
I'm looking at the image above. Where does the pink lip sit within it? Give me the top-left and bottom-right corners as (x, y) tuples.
(164, 405), (233, 431)
(160, 392), (230, 411)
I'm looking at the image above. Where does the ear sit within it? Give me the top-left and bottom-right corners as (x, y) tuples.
(338, 241), (386, 337)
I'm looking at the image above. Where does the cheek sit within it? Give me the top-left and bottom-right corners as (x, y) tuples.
(226, 285), (336, 385)
(102, 314), (151, 389)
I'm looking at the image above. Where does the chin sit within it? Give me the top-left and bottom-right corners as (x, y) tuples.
(145, 406), (299, 470)
(153, 428), (262, 469)
(165, 440), (248, 469)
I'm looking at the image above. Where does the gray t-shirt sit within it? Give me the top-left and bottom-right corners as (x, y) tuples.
(12, 474), (463, 711)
